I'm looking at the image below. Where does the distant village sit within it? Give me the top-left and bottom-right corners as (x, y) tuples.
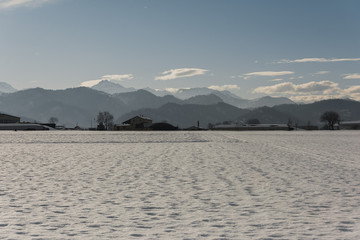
(1, 112), (359, 131)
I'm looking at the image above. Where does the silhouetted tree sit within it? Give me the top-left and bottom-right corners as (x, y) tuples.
(97, 111), (114, 130)
(287, 118), (293, 129)
(49, 117), (58, 124)
(320, 111), (340, 130)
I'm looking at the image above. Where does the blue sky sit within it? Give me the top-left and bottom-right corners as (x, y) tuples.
(1, 0), (360, 101)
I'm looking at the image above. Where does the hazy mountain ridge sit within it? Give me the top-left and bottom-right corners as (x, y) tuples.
(92, 80), (136, 94)
(113, 89), (182, 109)
(116, 99), (360, 128)
(0, 87), (129, 127)
(182, 94), (224, 105)
(0, 83), (359, 128)
(274, 99), (360, 124)
(91, 80), (295, 108)
(117, 102), (250, 128)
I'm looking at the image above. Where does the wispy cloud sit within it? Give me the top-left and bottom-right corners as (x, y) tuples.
(253, 80), (360, 102)
(0, 0), (52, 9)
(253, 81), (340, 95)
(155, 68), (208, 81)
(343, 73), (360, 79)
(315, 71), (329, 75)
(289, 85), (360, 103)
(101, 74), (133, 81)
(279, 58), (360, 63)
(289, 95), (342, 103)
(344, 85), (360, 94)
(165, 88), (180, 93)
(244, 71), (294, 77)
(80, 74), (133, 87)
(80, 80), (103, 88)
(208, 85), (240, 91)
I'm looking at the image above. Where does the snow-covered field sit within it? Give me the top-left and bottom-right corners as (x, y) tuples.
(0, 131), (359, 239)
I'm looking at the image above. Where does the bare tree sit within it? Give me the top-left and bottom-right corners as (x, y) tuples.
(320, 111), (340, 130)
(103, 111), (114, 130)
(287, 118), (293, 130)
(97, 111), (114, 130)
(49, 117), (58, 124)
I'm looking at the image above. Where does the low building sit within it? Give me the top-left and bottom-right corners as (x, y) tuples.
(150, 122), (178, 131)
(0, 113), (20, 123)
(340, 121), (360, 130)
(114, 116), (153, 130)
(212, 123), (291, 131)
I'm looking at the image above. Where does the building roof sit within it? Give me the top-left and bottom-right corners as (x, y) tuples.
(123, 115), (152, 124)
(341, 121), (360, 124)
(0, 113), (20, 119)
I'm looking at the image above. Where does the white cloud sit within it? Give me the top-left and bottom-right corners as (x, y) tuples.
(344, 85), (360, 94)
(253, 81), (340, 95)
(289, 95), (342, 103)
(238, 75), (251, 80)
(279, 58), (360, 63)
(165, 88), (180, 93)
(344, 86), (360, 101)
(80, 74), (133, 87)
(0, 0), (52, 9)
(343, 73), (360, 79)
(253, 81), (360, 102)
(80, 80), (102, 87)
(155, 68), (208, 81)
(289, 86), (360, 102)
(208, 85), (240, 91)
(244, 71), (294, 77)
(315, 71), (329, 75)
(101, 74), (133, 81)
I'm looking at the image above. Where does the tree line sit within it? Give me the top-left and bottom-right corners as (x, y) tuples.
(93, 110), (340, 131)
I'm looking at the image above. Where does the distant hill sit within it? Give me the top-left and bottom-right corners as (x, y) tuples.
(86, 81), (296, 109)
(0, 87), (129, 127)
(113, 89), (182, 109)
(142, 87), (173, 97)
(117, 98), (360, 128)
(1, 85), (358, 129)
(183, 94), (223, 105)
(172, 87), (219, 99)
(117, 102), (250, 129)
(239, 106), (297, 124)
(211, 93), (295, 109)
(247, 96), (295, 108)
(274, 99), (360, 125)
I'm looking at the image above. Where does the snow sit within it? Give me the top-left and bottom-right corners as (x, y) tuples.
(0, 82), (17, 93)
(0, 131), (359, 239)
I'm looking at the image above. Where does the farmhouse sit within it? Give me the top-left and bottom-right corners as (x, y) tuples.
(0, 113), (20, 123)
(114, 116), (153, 130)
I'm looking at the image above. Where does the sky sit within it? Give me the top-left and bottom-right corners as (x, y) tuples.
(1, 0), (360, 102)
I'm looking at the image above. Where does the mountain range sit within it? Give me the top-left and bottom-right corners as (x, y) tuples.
(0, 81), (359, 128)
(91, 80), (295, 109)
